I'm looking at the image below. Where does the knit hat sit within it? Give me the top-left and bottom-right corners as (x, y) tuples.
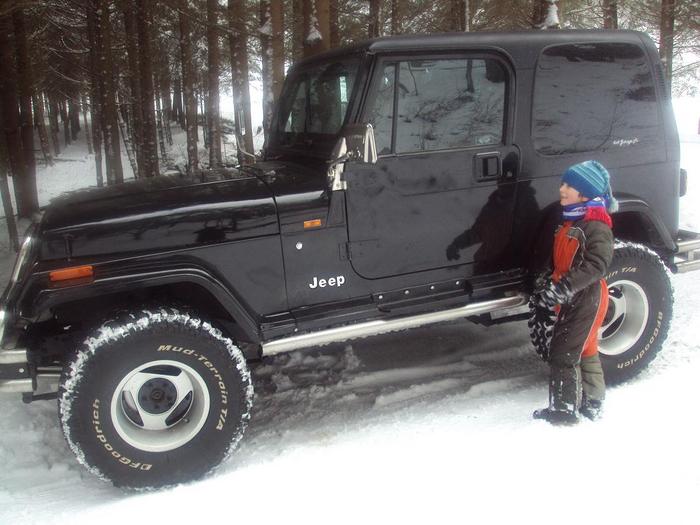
(562, 160), (618, 213)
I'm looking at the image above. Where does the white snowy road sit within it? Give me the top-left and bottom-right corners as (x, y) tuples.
(1, 101), (699, 524)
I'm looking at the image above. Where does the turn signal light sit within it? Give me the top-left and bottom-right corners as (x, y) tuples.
(304, 219), (322, 229)
(49, 265), (94, 282)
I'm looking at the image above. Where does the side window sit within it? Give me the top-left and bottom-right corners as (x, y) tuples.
(395, 58), (506, 153)
(284, 80), (308, 133)
(366, 64), (396, 155)
(533, 43), (659, 155)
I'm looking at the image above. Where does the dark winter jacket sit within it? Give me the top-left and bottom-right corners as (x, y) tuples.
(552, 207), (614, 295)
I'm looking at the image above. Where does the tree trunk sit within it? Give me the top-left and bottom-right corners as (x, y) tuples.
(178, 0), (199, 176)
(154, 84), (168, 164)
(449, 0), (465, 31)
(81, 94), (93, 155)
(330, 0), (339, 47)
(122, 0), (145, 178)
(0, 14), (27, 214)
(227, 0), (255, 163)
(60, 99), (71, 146)
(135, 0), (158, 177)
(468, 0), (477, 31)
(271, 0), (284, 102)
(96, 0), (124, 185)
(85, 2), (104, 186)
(391, 0), (401, 34)
(12, 8), (39, 218)
(532, 0), (545, 27)
(173, 72), (184, 128)
(368, 0), (380, 38)
(200, 89), (207, 146)
(160, 64), (173, 145)
(33, 93), (53, 166)
(0, 103), (19, 252)
(68, 95), (80, 139)
(293, 0), (304, 59)
(117, 106), (138, 177)
(260, 0), (273, 144)
(47, 95), (60, 155)
(602, 0), (617, 29)
(317, 0), (330, 46)
(206, 0), (222, 168)
(659, 0), (675, 86)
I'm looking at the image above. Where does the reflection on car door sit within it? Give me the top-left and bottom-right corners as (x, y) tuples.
(343, 54), (520, 280)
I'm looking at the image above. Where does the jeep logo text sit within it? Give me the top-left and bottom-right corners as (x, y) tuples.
(309, 275), (346, 288)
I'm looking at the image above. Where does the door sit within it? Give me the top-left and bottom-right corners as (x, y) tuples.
(343, 54), (520, 280)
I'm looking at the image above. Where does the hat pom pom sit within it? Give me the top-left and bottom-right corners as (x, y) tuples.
(608, 196), (619, 213)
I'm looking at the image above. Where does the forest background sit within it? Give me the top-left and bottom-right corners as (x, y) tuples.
(0, 0), (698, 249)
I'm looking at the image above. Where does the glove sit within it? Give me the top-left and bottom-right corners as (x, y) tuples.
(536, 277), (574, 308)
(532, 272), (550, 295)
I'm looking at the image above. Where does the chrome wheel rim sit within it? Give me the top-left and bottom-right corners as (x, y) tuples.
(110, 360), (210, 453)
(599, 280), (650, 357)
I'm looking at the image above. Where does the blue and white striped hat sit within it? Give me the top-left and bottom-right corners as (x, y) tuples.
(562, 160), (618, 212)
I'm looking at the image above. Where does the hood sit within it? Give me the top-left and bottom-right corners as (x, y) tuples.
(38, 172), (279, 260)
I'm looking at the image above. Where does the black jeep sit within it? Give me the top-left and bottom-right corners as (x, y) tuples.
(1, 30), (698, 488)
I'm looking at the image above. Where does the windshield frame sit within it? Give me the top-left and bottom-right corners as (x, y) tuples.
(267, 52), (366, 158)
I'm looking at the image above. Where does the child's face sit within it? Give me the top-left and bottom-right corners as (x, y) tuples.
(559, 182), (589, 206)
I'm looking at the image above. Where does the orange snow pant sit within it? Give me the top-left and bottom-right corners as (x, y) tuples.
(548, 223), (609, 410)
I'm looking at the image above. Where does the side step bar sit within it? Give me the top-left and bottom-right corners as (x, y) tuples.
(262, 293), (528, 356)
(675, 229), (700, 273)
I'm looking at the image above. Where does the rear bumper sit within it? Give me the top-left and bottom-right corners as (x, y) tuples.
(674, 229), (700, 273)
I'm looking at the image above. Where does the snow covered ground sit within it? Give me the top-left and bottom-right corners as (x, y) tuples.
(0, 99), (699, 525)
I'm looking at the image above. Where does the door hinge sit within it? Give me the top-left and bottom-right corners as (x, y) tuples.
(340, 242), (352, 261)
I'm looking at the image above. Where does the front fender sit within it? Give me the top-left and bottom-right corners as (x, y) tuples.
(17, 266), (262, 343)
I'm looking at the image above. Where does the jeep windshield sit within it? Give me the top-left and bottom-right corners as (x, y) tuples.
(268, 56), (361, 156)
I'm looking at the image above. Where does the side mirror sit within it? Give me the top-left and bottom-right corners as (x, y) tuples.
(344, 123), (378, 164)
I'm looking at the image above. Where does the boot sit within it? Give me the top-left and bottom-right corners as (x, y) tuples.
(533, 407), (580, 426)
(579, 396), (603, 421)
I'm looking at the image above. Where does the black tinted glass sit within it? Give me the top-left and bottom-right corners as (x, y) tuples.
(533, 43), (658, 155)
(276, 58), (360, 144)
(366, 64), (396, 155)
(394, 58), (506, 153)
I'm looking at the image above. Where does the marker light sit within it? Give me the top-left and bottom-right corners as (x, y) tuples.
(304, 219), (322, 229)
(49, 265), (94, 282)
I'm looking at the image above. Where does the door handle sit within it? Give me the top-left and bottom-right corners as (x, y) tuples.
(474, 152), (502, 181)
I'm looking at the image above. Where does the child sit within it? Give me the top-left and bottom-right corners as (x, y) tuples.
(532, 160), (616, 425)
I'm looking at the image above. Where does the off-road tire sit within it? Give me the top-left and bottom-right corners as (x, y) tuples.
(58, 308), (253, 489)
(599, 242), (673, 384)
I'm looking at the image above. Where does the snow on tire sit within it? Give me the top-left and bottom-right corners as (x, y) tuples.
(599, 242), (674, 384)
(58, 308), (254, 489)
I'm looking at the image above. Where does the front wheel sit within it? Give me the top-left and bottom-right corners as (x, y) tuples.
(59, 309), (254, 489)
(599, 242), (674, 384)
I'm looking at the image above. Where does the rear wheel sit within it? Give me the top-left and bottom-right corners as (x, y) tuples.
(599, 242), (673, 384)
(59, 308), (253, 489)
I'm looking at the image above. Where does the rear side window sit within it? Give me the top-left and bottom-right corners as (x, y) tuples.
(533, 43), (659, 155)
(365, 57), (507, 155)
